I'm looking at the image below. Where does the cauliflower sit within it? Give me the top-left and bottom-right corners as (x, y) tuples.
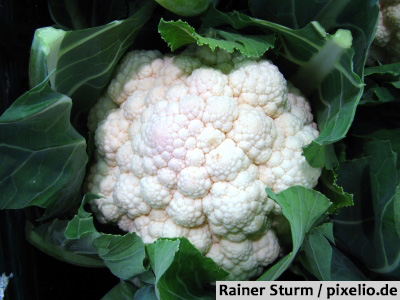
(368, 0), (400, 64)
(86, 46), (321, 280)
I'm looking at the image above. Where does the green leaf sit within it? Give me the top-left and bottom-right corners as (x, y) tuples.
(102, 280), (138, 300)
(298, 222), (334, 280)
(202, 8), (364, 169)
(365, 62), (400, 77)
(0, 79), (87, 218)
(31, 0), (155, 112)
(249, 0), (379, 75)
(158, 19), (275, 57)
(29, 27), (66, 88)
(146, 238), (228, 300)
(134, 285), (158, 300)
(64, 194), (101, 239)
(155, 0), (213, 17)
(334, 141), (400, 279)
(258, 186), (331, 280)
(48, 0), (128, 30)
(330, 246), (369, 281)
(25, 220), (105, 268)
(318, 168), (353, 214)
(65, 194), (149, 280)
(93, 233), (147, 280)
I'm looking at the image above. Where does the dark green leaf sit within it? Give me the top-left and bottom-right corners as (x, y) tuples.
(258, 186), (331, 280)
(0, 80), (87, 218)
(147, 238), (228, 300)
(158, 19), (275, 57)
(155, 0), (213, 17)
(102, 280), (138, 300)
(31, 0), (155, 112)
(93, 233), (147, 280)
(249, 0), (379, 75)
(330, 246), (369, 280)
(48, 0), (128, 30)
(334, 141), (400, 279)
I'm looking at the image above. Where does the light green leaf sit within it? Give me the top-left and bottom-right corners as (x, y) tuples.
(102, 280), (138, 300)
(147, 238), (228, 300)
(29, 27), (66, 88)
(93, 233), (147, 280)
(134, 285), (158, 300)
(258, 186), (331, 280)
(158, 19), (275, 57)
(0, 79), (87, 218)
(64, 194), (101, 239)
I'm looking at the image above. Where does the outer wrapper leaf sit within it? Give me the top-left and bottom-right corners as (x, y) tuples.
(30, 0), (155, 112)
(0, 79), (87, 218)
(258, 186), (331, 280)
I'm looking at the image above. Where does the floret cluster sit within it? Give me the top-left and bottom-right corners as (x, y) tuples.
(86, 46), (321, 280)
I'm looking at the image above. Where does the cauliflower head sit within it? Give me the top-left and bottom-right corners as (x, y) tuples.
(86, 46), (321, 280)
(368, 0), (400, 64)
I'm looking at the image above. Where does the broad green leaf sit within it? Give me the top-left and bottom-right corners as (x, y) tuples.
(93, 233), (147, 280)
(25, 220), (105, 268)
(134, 285), (158, 300)
(202, 8), (364, 169)
(102, 280), (137, 300)
(318, 168), (353, 214)
(147, 238), (228, 300)
(334, 141), (400, 279)
(353, 129), (400, 174)
(158, 19), (275, 57)
(155, 0), (213, 16)
(258, 186), (331, 280)
(298, 222), (334, 280)
(249, 0), (379, 74)
(48, 0), (127, 30)
(31, 0), (155, 112)
(0, 80), (87, 218)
